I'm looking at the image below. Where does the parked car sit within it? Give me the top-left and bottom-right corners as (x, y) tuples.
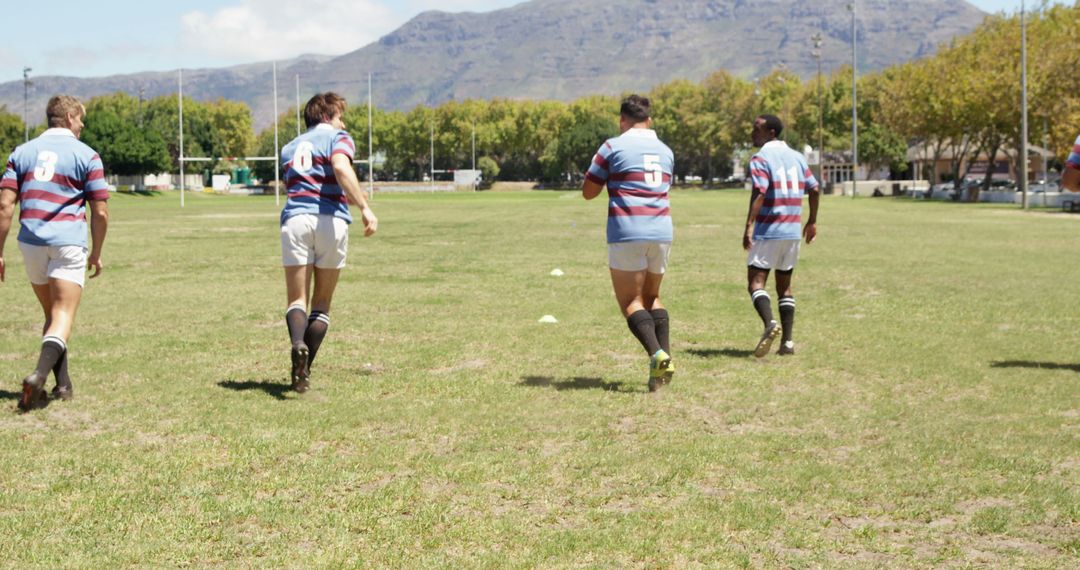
(1028, 179), (1059, 193)
(987, 179), (1017, 192)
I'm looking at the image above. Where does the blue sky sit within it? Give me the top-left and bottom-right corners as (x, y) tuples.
(0, 0), (1063, 83)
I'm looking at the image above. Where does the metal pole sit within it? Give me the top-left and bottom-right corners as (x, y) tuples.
(812, 33), (824, 183)
(368, 72), (374, 199)
(22, 67), (31, 142)
(1020, 0), (1029, 209)
(295, 74), (301, 137)
(178, 69), (185, 208)
(430, 122), (435, 192)
(273, 61), (280, 207)
(472, 123), (476, 171)
(850, 2), (858, 197)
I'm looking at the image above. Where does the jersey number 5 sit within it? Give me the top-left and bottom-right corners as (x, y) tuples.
(34, 151), (59, 182)
(643, 154), (663, 188)
(774, 166), (800, 195)
(294, 142), (315, 174)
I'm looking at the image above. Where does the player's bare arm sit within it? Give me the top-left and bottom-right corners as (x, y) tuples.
(1064, 167), (1080, 193)
(804, 186), (820, 244)
(331, 153), (378, 237)
(582, 178), (604, 200)
(88, 200), (109, 278)
(0, 188), (16, 282)
(744, 191), (765, 250)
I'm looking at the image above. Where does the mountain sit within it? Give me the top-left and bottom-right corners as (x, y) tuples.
(0, 0), (986, 130)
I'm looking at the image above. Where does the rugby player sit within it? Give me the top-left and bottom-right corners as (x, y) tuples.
(743, 114), (820, 357)
(0, 95), (110, 410)
(582, 95), (675, 392)
(1064, 134), (1080, 192)
(279, 93), (377, 393)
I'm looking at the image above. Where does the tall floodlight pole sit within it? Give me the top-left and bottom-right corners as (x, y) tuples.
(1020, 0), (1029, 210)
(368, 73), (374, 199)
(273, 61), (280, 206)
(848, 2), (858, 197)
(178, 69), (185, 208)
(22, 67), (32, 142)
(471, 123), (476, 171)
(295, 74), (301, 137)
(811, 33), (824, 181)
(430, 123), (435, 192)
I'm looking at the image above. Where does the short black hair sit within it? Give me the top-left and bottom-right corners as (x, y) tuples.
(621, 95), (651, 123)
(758, 114), (784, 138)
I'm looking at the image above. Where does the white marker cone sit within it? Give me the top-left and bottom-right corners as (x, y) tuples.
(538, 315), (559, 323)
(550, 268), (564, 276)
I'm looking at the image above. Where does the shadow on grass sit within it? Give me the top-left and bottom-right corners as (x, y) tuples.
(218, 379), (293, 400)
(117, 189), (163, 197)
(518, 376), (628, 392)
(990, 361), (1080, 373)
(687, 348), (754, 359)
(0, 389), (22, 401)
(0, 389), (52, 413)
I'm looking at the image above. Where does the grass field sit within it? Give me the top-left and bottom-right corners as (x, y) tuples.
(0, 189), (1077, 568)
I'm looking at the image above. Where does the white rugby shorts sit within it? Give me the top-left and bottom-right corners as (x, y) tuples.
(281, 214), (349, 269)
(747, 239), (800, 272)
(608, 241), (671, 274)
(18, 242), (88, 287)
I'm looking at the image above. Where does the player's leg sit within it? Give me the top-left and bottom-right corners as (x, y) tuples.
(284, 264), (312, 391)
(775, 240), (800, 355)
(282, 215), (317, 391)
(776, 269), (796, 355)
(23, 278), (82, 410)
(30, 282), (72, 399)
(611, 267), (659, 351)
(643, 243), (674, 388)
(305, 267), (341, 369)
(746, 255), (780, 357)
(304, 216), (347, 373)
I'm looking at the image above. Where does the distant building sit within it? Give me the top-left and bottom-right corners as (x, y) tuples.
(906, 140), (1053, 184)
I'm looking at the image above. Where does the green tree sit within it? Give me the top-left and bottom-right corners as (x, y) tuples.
(0, 105), (23, 157)
(83, 94), (171, 176)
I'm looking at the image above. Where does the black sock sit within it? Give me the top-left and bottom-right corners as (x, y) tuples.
(650, 308), (670, 354)
(34, 336), (66, 379)
(53, 347), (72, 391)
(304, 311), (331, 366)
(751, 289), (774, 327)
(627, 310), (662, 356)
(779, 296), (795, 343)
(286, 305), (307, 346)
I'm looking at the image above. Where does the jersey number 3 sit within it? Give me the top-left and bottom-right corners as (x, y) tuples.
(34, 151), (59, 182)
(294, 142), (315, 174)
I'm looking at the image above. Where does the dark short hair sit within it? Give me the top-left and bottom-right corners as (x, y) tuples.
(758, 114), (784, 138)
(620, 95), (651, 123)
(304, 92), (347, 128)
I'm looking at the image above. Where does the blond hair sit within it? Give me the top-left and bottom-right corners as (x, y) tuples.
(46, 95), (85, 128)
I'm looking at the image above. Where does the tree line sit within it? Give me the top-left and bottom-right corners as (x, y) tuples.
(1, 4), (1076, 192)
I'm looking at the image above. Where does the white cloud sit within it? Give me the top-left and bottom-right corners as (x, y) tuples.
(180, 0), (403, 60)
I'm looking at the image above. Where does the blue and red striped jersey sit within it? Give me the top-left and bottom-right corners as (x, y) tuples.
(749, 140), (819, 241)
(585, 128), (674, 244)
(280, 124), (356, 225)
(1067, 135), (1080, 172)
(1, 128), (109, 248)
